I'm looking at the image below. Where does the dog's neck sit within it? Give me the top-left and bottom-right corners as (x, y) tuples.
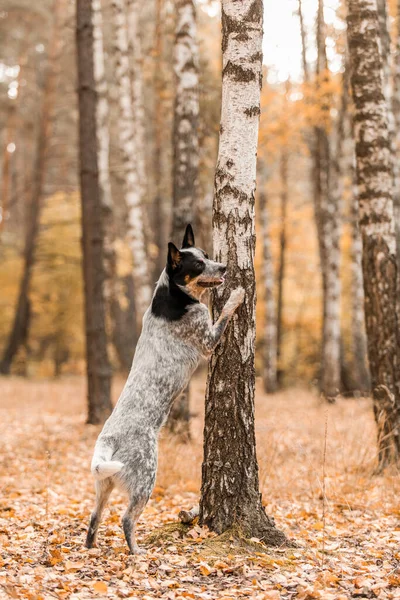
(151, 269), (199, 322)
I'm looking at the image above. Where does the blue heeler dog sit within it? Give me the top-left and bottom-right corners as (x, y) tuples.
(86, 224), (245, 554)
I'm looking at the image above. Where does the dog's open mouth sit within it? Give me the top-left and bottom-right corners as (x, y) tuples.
(197, 277), (225, 288)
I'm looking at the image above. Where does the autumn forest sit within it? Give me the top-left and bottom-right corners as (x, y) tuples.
(1, 0), (400, 598)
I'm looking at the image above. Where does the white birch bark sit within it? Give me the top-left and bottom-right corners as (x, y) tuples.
(200, 0), (286, 545)
(126, 0), (147, 199)
(376, 0), (392, 105)
(153, 0), (166, 276)
(111, 0), (152, 321)
(298, 0), (309, 84)
(92, 0), (115, 303)
(92, 0), (112, 212)
(347, 0), (400, 469)
(170, 0), (199, 242)
(260, 191), (278, 393)
(315, 0), (341, 400)
(350, 156), (370, 392)
(376, 0), (400, 256)
(394, 0), (400, 149)
(167, 0), (200, 437)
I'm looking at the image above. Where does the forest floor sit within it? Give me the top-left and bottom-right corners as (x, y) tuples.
(0, 374), (399, 600)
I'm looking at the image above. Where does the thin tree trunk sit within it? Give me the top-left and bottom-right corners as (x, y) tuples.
(199, 0), (287, 545)
(127, 0), (147, 193)
(153, 0), (166, 277)
(111, 274), (138, 371)
(335, 61), (370, 393)
(394, 0), (400, 147)
(298, 0), (309, 84)
(299, 0), (341, 399)
(314, 0), (341, 400)
(196, 191), (213, 251)
(167, 0), (200, 439)
(347, 0), (400, 469)
(76, 0), (112, 424)
(276, 151), (288, 383)
(92, 0), (116, 303)
(0, 2), (61, 375)
(170, 0), (199, 241)
(350, 156), (370, 393)
(260, 191), (278, 393)
(111, 0), (152, 323)
(126, 0), (154, 262)
(376, 0), (391, 101)
(376, 0), (400, 267)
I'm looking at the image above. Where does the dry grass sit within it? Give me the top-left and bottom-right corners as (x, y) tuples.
(1, 373), (400, 599)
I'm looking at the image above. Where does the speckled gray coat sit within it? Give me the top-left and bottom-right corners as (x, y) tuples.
(86, 261), (244, 554)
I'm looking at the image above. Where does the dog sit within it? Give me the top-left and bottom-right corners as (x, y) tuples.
(86, 224), (245, 554)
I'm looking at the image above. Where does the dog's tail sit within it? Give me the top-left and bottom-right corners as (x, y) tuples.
(91, 440), (124, 481)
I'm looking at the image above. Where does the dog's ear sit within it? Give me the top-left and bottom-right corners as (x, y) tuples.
(167, 242), (181, 269)
(182, 224), (195, 249)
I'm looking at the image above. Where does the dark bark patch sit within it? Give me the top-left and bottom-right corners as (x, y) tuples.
(218, 183), (248, 204)
(244, 0), (263, 24)
(235, 32), (250, 43)
(215, 167), (229, 185)
(244, 106), (260, 117)
(359, 209), (392, 225)
(355, 137), (390, 157)
(249, 51), (263, 63)
(223, 61), (256, 83)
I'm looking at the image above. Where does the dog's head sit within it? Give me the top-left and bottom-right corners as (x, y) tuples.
(166, 224), (226, 299)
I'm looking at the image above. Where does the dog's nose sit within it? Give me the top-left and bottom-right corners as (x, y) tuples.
(219, 265), (227, 274)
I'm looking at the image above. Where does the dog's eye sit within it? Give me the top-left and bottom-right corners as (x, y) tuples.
(204, 253), (209, 259)
(196, 261), (204, 268)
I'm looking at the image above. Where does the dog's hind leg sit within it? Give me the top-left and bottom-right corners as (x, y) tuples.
(86, 478), (114, 548)
(122, 496), (148, 555)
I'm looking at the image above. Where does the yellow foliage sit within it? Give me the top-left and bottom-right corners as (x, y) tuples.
(29, 191), (84, 376)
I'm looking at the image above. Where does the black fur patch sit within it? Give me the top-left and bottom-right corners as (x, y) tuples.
(151, 280), (198, 321)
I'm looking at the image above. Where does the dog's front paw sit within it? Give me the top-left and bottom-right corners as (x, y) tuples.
(226, 287), (245, 311)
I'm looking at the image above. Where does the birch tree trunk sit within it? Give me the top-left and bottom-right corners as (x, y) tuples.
(77, 0), (113, 424)
(112, 0), (152, 323)
(199, 0), (287, 545)
(153, 0), (166, 277)
(92, 0), (112, 214)
(126, 0), (149, 237)
(298, 0), (341, 399)
(92, 0), (117, 335)
(314, 0), (341, 401)
(170, 0), (199, 241)
(376, 0), (400, 264)
(394, 0), (400, 148)
(0, 1), (61, 375)
(347, 0), (400, 469)
(167, 0), (200, 439)
(298, 0), (309, 84)
(376, 0), (392, 103)
(336, 63), (370, 393)
(111, 275), (138, 371)
(260, 191), (278, 393)
(350, 158), (370, 393)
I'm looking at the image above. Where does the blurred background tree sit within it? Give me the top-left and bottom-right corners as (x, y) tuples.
(5, 0), (399, 434)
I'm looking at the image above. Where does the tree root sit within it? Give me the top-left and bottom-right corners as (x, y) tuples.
(143, 522), (189, 546)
